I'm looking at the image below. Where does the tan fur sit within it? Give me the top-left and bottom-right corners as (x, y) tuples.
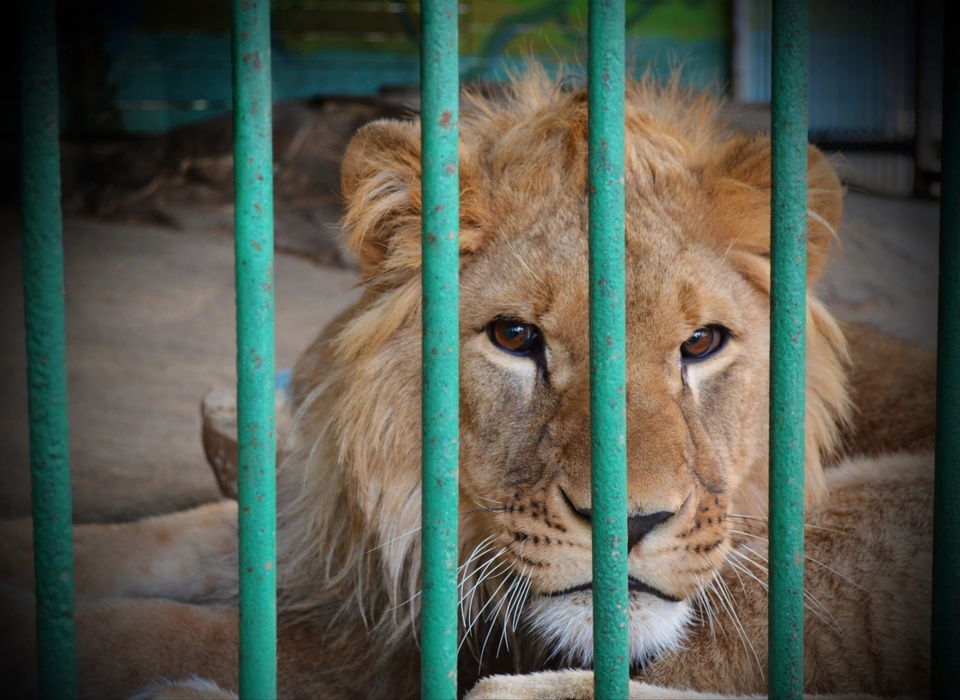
(838, 321), (937, 458)
(0, 69), (935, 699)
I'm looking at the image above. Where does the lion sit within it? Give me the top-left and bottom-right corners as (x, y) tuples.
(0, 69), (936, 699)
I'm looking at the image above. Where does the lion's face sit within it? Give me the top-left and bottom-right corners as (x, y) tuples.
(454, 171), (772, 665)
(311, 71), (849, 672)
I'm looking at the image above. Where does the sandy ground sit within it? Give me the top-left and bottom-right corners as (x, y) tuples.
(0, 207), (360, 522)
(0, 187), (941, 523)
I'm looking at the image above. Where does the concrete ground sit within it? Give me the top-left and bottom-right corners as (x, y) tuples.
(0, 186), (941, 524)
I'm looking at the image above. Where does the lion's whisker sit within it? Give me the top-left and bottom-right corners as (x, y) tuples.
(726, 513), (849, 538)
(502, 571), (523, 630)
(726, 546), (844, 635)
(365, 526), (422, 554)
(692, 579), (718, 642)
(458, 549), (511, 625)
(512, 570), (531, 629)
(459, 570), (494, 658)
(459, 553), (514, 651)
(385, 588), (421, 613)
(458, 537), (497, 577)
(710, 573), (764, 678)
(724, 548), (768, 591)
(727, 528), (772, 548)
(799, 523), (850, 535)
(472, 495), (506, 507)
(461, 557), (511, 618)
(458, 569), (485, 625)
(477, 573), (515, 667)
(497, 568), (528, 656)
(457, 537), (499, 629)
(707, 583), (733, 644)
(461, 506), (508, 516)
(802, 553), (866, 592)
(721, 545), (752, 597)
(457, 544), (495, 592)
(726, 527), (863, 596)
(460, 545), (508, 593)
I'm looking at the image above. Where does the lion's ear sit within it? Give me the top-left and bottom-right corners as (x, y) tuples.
(340, 119), (425, 283)
(705, 135), (843, 284)
(340, 118), (489, 285)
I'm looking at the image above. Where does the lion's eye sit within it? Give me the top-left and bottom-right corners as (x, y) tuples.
(487, 319), (543, 356)
(680, 325), (727, 361)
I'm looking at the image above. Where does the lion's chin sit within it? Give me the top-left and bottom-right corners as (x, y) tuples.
(524, 592), (692, 668)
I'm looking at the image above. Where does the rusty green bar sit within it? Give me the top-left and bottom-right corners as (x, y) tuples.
(231, 1), (277, 697)
(768, 0), (808, 697)
(588, 1), (629, 697)
(419, 1), (460, 698)
(20, 0), (77, 697)
(932, 16), (960, 695)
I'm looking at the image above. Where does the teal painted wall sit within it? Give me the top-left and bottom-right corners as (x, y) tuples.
(35, 0), (731, 135)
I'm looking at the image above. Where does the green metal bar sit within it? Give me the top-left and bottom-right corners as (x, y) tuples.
(231, 2), (277, 697)
(587, 2), (628, 697)
(932, 19), (960, 695)
(419, 2), (460, 699)
(768, 1), (809, 697)
(20, 1), (77, 697)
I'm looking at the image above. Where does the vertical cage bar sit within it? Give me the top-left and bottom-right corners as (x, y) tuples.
(420, 1), (460, 698)
(231, 1), (277, 697)
(932, 18), (960, 695)
(768, 0), (809, 697)
(20, 1), (77, 697)
(588, 2), (628, 697)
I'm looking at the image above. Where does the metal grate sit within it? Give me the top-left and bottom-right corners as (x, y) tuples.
(585, 1), (629, 696)
(767, 1), (809, 695)
(19, 1), (76, 697)
(230, 1), (278, 697)
(18, 1), (958, 698)
(419, 2), (461, 698)
(932, 12), (960, 694)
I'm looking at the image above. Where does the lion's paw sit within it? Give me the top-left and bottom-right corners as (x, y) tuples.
(464, 670), (736, 700)
(129, 677), (238, 700)
(465, 670), (595, 700)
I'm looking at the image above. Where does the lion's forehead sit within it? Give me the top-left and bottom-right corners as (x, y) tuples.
(461, 220), (751, 343)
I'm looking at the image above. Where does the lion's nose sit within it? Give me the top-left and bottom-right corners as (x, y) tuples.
(625, 511), (673, 550)
(567, 495), (673, 551)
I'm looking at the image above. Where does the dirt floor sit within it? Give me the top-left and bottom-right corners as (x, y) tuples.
(0, 95), (942, 523)
(0, 207), (360, 523)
